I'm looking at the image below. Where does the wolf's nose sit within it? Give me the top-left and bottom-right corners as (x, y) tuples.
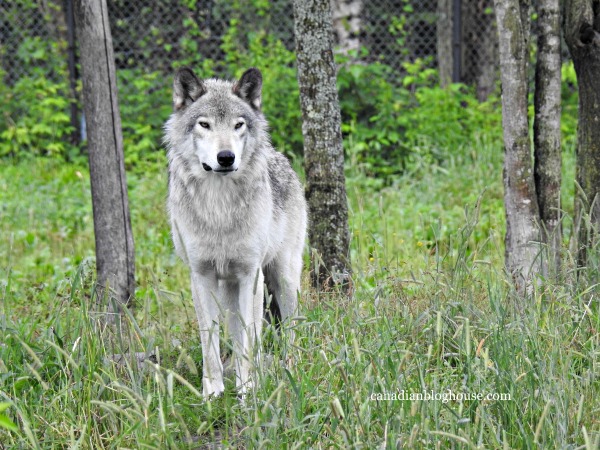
(217, 151), (235, 167)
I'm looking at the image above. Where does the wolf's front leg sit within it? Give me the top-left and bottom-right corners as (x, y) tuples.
(191, 270), (224, 398)
(229, 268), (264, 396)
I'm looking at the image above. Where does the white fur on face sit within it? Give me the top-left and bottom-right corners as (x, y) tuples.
(192, 116), (248, 174)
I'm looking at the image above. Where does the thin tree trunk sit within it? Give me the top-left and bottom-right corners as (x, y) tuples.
(475, 6), (498, 101)
(437, 0), (454, 87)
(534, 0), (562, 274)
(75, 0), (135, 313)
(494, 0), (541, 292)
(461, 0), (497, 100)
(564, 0), (600, 269)
(294, 0), (351, 290)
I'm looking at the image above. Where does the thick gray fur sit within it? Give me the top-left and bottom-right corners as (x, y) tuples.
(164, 67), (307, 397)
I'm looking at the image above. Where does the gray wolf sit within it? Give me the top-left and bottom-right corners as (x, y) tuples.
(164, 67), (307, 397)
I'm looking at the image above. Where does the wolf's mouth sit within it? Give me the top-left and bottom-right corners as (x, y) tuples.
(202, 163), (237, 174)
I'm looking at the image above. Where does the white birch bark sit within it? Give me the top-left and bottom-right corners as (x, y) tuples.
(494, 0), (542, 292)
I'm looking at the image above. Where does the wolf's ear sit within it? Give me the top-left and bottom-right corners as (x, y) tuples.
(233, 68), (262, 110)
(173, 67), (205, 111)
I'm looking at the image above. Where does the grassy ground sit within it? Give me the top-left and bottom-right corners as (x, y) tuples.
(0, 137), (599, 448)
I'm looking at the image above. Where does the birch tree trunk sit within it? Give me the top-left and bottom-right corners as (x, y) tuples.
(294, 0), (351, 290)
(533, 0), (562, 273)
(564, 0), (600, 269)
(75, 0), (136, 313)
(494, 0), (542, 292)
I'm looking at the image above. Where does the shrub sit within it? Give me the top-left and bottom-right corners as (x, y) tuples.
(116, 69), (172, 169)
(0, 33), (79, 160)
(339, 57), (503, 182)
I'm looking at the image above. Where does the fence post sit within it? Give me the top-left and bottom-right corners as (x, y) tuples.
(74, 0), (136, 319)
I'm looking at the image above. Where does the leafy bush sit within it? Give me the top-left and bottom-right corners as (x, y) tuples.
(0, 74), (75, 158)
(339, 57), (503, 183)
(0, 34), (79, 159)
(116, 69), (172, 169)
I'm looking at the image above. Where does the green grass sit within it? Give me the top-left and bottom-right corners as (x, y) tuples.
(1, 138), (599, 448)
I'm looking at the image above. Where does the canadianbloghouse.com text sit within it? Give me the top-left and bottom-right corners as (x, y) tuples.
(370, 389), (511, 404)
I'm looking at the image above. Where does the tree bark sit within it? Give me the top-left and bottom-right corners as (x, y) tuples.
(75, 0), (136, 313)
(293, 0), (351, 290)
(494, 0), (541, 292)
(533, 0), (562, 274)
(437, 0), (454, 87)
(564, 0), (600, 269)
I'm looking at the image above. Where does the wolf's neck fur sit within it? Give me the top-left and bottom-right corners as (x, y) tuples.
(168, 149), (270, 234)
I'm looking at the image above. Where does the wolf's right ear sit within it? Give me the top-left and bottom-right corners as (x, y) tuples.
(173, 67), (206, 111)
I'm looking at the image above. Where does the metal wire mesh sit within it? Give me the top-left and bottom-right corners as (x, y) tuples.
(1, 0), (497, 88)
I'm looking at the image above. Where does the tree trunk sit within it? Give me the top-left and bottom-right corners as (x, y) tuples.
(437, 0), (454, 87)
(330, 0), (363, 57)
(494, 0), (541, 292)
(462, 0), (498, 100)
(293, 0), (351, 290)
(474, 6), (498, 101)
(533, 0), (562, 274)
(75, 0), (135, 313)
(564, 0), (600, 269)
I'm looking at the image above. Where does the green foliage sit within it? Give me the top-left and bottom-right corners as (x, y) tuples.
(0, 31), (78, 159)
(561, 61), (578, 150)
(0, 74), (75, 158)
(0, 403), (18, 432)
(0, 1), (574, 187)
(339, 56), (503, 184)
(0, 2), (80, 159)
(116, 69), (172, 170)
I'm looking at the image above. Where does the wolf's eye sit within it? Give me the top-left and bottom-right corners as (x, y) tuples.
(198, 121), (210, 129)
(234, 121), (245, 130)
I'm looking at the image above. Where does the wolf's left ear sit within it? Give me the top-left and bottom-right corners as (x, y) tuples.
(233, 68), (262, 110)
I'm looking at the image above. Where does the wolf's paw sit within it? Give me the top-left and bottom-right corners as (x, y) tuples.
(202, 378), (225, 399)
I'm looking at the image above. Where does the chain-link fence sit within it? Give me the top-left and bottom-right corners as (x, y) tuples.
(1, 0), (497, 89)
(0, 0), (498, 157)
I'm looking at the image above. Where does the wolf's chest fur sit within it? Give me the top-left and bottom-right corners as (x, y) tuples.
(168, 161), (274, 275)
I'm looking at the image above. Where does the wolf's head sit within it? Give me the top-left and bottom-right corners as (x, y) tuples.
(165, 67), (266, 177)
